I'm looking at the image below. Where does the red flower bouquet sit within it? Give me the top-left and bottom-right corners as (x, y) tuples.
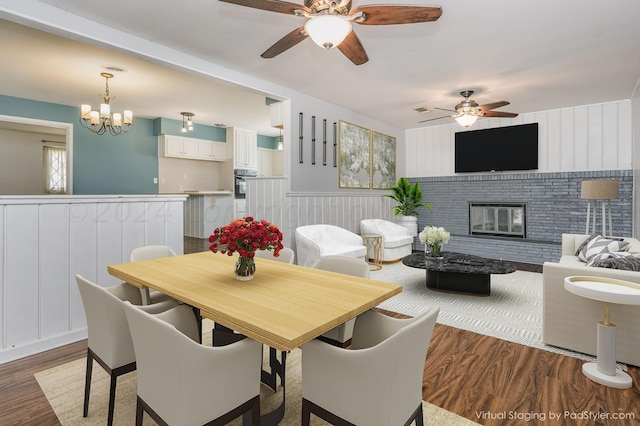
(209, 216), (284, 280)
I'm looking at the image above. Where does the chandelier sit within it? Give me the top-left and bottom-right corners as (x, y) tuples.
(180, 112), (195, 133)
(80, 72), (133, 136)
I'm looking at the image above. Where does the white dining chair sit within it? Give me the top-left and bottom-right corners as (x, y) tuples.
(75, 275), (179, 426)
(311, 255), (370, 346)
(301, 307), (440, 426)
(130, 245), (178, 305)
(123, 300), (263, 425)
(253, 246), (295, 264)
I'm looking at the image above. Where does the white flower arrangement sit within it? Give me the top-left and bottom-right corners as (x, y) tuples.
(419, 226), (451, 257)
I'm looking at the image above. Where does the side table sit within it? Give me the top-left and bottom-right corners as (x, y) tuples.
(564, 276), (640, 389)
(361, 234), (382, 271)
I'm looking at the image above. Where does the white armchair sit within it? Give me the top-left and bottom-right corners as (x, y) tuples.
(311, 255), (370, 346)
(360, 219), (414, 261)
(123, 301), (262, 425)
(295, 224), (367, 267)
(75, 275), (179, 426)
(301, 307), (440, 426)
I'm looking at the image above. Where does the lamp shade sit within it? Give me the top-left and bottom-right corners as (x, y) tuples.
(304, 15), (352, 49)
(581, 180), (619, 200)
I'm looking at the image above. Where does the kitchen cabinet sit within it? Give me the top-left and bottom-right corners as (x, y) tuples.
(228, 128), (257, 169)
(160, 135), (225, 161)
(197, 140), (226, 161)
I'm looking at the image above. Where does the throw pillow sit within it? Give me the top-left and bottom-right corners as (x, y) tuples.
(586, 252), (640, 271)
(578, 235), (630, 262)
(574, 233), (600, 257)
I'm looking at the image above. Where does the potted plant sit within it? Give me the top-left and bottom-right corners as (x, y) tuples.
(385, 177), (432, 236)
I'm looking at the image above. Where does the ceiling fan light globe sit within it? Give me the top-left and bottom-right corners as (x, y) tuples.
(304, 15), (352, 49)
(455, 114), (479, 127)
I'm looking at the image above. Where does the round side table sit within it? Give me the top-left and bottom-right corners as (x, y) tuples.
(564, 276), (640, 389)
(361, 234), (382, 271)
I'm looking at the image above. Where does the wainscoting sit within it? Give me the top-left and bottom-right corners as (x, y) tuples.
(0, 195), (186, 364)
(246, 177), (395, 250)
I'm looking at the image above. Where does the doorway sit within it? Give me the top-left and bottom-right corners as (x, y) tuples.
(0, 115), (73, 195)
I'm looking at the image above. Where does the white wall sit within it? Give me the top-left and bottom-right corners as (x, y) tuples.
(405, 100), (632, 177)
(0, 195), (186, 363)
(0, 128), (65, 194)
(632, 88), (640, 238)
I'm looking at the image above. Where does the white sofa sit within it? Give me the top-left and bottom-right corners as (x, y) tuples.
(360, 219), (413, 261)
(542, 233), (640, 367)
(295, 224), (367, 267)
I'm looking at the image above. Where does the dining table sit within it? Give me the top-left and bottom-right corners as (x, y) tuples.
(107, 251), (402, 424)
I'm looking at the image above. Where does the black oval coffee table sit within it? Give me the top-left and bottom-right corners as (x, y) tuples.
(402, 252), (516, 296)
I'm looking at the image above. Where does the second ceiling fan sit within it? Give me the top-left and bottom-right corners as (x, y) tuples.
(420, 90), (519, 127)
(219, 0), (442, 65)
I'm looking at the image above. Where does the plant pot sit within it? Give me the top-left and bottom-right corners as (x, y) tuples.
(395, 215), (418, 237)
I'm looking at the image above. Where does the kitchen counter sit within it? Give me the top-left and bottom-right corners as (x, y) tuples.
(184, 190), (233, 195)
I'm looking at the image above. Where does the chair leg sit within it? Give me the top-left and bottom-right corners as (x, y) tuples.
(83, 349), (93, 417)
(301, 398), (312, 426)
(135, 397), (144, 426)
(107, 373), (117, 426)
(405, 403), (423, 426)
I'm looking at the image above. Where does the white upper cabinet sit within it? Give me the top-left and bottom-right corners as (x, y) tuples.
(228, 128), (257, 169)
(197, 140), (226, 161)
(160, 135), (225, 162)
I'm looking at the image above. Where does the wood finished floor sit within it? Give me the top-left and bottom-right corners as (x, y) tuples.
(1, 238), (638, 425)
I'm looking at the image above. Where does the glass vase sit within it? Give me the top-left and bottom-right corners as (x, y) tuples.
(235, 256), (255, 281)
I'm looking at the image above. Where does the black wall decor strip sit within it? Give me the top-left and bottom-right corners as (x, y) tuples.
(333, 122), (337, 167)
(322, 119), (327, 166)
(299, 112), (303, 164)
(311, 115), (316, 165)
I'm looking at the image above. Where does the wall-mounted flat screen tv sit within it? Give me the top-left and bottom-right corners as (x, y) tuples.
(454, 123), (539, 173)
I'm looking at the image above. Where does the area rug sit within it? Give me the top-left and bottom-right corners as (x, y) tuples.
(36, 320), (477, 425)
(371, 261), (601, 363)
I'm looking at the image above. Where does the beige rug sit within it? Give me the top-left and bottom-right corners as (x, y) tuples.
(36, 322), (477, 426)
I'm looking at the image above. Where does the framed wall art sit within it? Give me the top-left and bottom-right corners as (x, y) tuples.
(338, 120), (371, 189)
(372, 131), (396, 189)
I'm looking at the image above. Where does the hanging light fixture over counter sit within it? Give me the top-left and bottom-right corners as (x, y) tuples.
(80, 72), (133, 136)
(180, 112), (195, 133)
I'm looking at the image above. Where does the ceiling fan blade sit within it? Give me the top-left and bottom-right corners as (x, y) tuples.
(337, 31), (369, 65)
(482, 111), (519, 118)
(479, 101), (509, 111)
(418, 116), (450, 124)
(261, 26), (308, 58)
(350, 6), (442, 25)
(433, 107), (455, 112)
(219, 0), (310, 15)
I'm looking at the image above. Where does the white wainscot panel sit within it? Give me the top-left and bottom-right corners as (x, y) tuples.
(5, 205), (40, 349)
(39, 204), (71, 339)
(0, 195), (186, 364)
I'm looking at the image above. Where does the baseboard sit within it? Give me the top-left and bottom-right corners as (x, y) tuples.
(0, 329), (87, 365)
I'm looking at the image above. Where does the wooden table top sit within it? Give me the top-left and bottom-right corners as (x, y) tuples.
(108, 252), (402, 351)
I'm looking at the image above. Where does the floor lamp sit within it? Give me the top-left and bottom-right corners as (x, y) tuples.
(581, 180), (619, 236)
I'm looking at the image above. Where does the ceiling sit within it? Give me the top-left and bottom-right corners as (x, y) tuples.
(1, 0), (639, 135)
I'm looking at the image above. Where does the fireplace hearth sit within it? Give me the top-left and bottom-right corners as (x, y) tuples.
(469, 202), (526, 238)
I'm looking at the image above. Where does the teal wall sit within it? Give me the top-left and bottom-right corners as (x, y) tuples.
(258, 134), (279, 150)
(0, 95), (279, 194)
(0, 95), (158, 194)
(153, 117), (227, 141)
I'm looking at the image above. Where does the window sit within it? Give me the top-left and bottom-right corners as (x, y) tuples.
(44, 145), (66, 194)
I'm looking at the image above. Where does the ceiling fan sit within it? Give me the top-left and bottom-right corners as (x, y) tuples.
(219, 0), (442, 65)
(419, 90), (519, 127)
